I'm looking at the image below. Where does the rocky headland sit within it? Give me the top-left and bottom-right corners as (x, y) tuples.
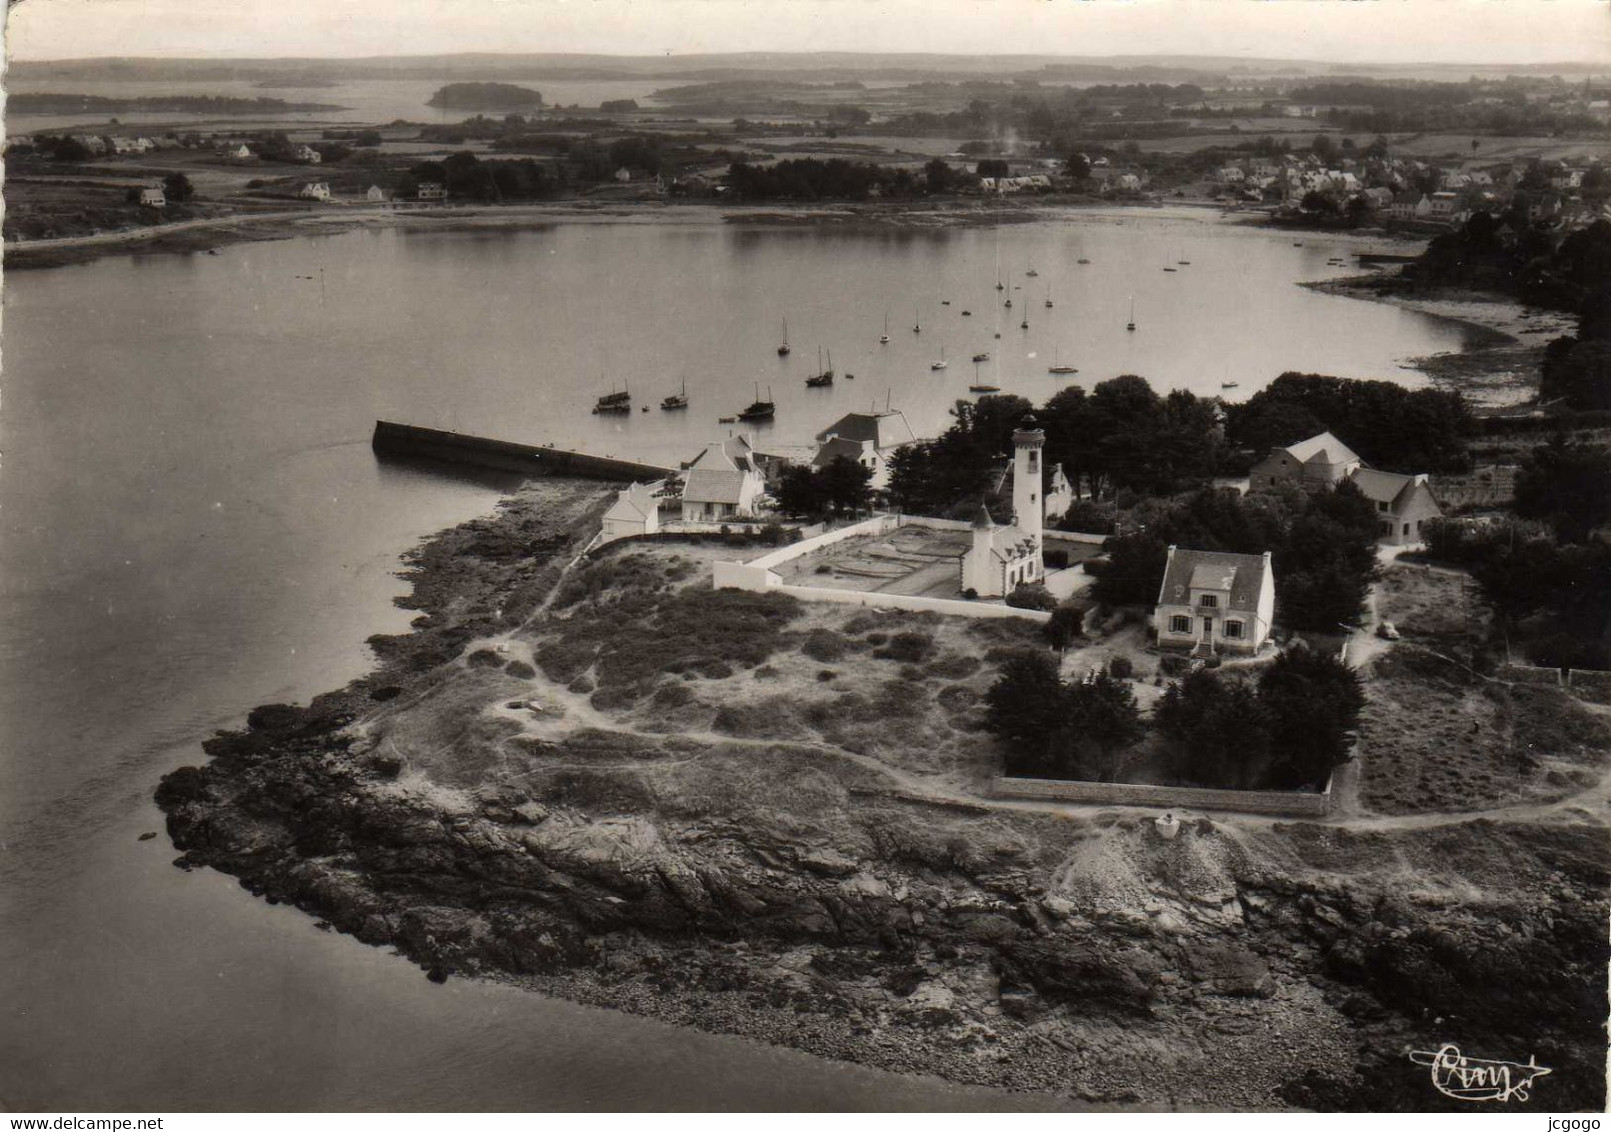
(156, 478), (1609, 1111)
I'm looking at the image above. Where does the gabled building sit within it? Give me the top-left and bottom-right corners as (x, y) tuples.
(1249, 431), (1363, 494)
(295, 145), (322, 164)
(137, 185), (166, 208)
(812, 409), (916, 490)
(365, 184), (388, 202)
(1153, 547), (1275, 657)
(960, 417), (1045, 598)
(600, 481), (662, 543)
(298, 182), (331, 201)
(1347, 467), (1442, 545)
(679, 436), (766, 522)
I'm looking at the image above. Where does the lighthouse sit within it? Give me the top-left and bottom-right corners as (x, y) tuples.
(1012, 414), (1046, 545)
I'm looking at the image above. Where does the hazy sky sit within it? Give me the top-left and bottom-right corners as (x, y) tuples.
(6, 0), (1609, 64)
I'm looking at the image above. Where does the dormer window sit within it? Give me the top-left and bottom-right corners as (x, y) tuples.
(1199, 594), (1218, 608)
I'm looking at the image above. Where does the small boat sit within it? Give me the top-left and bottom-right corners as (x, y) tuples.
(660, 379), (689, 410)
(1020, 312), (1029, 329)
(994, 331), (1002, 339)
(941, 300), (951, 306)
(806, 346), (834, 387)
(1045, 287), (1053, 309)
(930, 346), (948, 371)
(880, 312), (890, 344)
(1048, 348), (1076, 375)
(1221, 381), (1239, 389)
(1126, 296), (1136, 332)
(1077, 257), (1091, 265)
(995, 281), (1005, 291)
(913, 306), (921, 333)
(961, 309), (973, 316)
(737, 383), (775, 422)
(593, 385), (631, 414)
(1292, 241), (1304, 247)
(1163, 266), (1177, 273)
(718, 415), (736, 424)
(969, 382), (1000, 393)
(777, 317), (791, 357)
(845, 373), (855, 380)
(1004, 298), (1013, 309)
(972, 351), (990, 363)
(1026, 266), (1038, 278)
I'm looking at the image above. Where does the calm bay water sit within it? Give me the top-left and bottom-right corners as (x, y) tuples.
(0, 211), (1462, 1110)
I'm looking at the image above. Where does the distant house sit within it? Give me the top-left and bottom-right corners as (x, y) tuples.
(1153, 546), (1276, 657)
(1043, 463), (1076, 523)
(137, 185), (166, 208)
(1389, 192), (1432, 221)
(1428, 191), (1460, 220)
(1363, 186), (1394, 210)
(613, 167), (632, 183)
(811, 409), (917, 490)
(600, 481), (662, 543)
(1249, 431), (1363, 494)
(109, 136), (141, 155)
(298, 182), (331, 201)
(416, 182), (446, 201)
(679, 437), (766, 522)
(365, 184), (388, 202)
(295, 144), (322, 164)
(70, 134), (107, 155)
(1347, 467), (1442, 545)
(228, 143), (253, 159)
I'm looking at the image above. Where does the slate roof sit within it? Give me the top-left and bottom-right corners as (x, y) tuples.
(685, 436), (755, 474)
(604, 482), (657, 522)
(1348, 467), (1425, 510)
(812, 436), (869, 468)
(1158, 547), (1270, 613)
(681, 467), (748, 505)
(813, 410), (916, 451)
(1279, 430), (1362, 468)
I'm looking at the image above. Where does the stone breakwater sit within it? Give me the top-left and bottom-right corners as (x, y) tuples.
(156, 480), (1609, 1111)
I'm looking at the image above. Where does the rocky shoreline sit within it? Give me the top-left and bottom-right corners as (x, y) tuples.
(155, 477), (1609, 1111)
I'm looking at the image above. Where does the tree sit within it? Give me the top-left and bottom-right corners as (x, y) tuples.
(924, 157), (957, 194)
(984, 649), (1068, 775)
(775, 465), (824, 517)
(163, 172), (195, 202)
(1043, 605), (1084, 652)
(1514, 440), (1611, 544)
(818, 456), (873, 516)
(1061, 672), (1143, 782)
(1157, 670), (1273, 787)
(1257, 647), (1364, 789)
(1065, 152), (1091, 180)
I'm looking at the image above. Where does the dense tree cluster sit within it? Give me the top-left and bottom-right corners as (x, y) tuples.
(885, 395), (1035, 517)
(1089, 481), (1380, 631)
(773, 457), (873, 519)
(1417, 215), (1611, 315)
(1228, 372), (1473, 473)
(723, 157), (924, 201)
(988, 645), (1361, 790)
(985, 653), (1142, 782)
(403, 152), (553, 201)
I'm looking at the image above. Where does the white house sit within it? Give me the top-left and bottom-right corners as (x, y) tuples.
(137, 185), (166, 208)
(365, 184), (388, 202)
(228, 144), (253, 159)
(960, 417), (1045, 598)
(298, 182), (331, 201)
(295, 145), (322, 164)
(811, 409), (917, 490)
(417, 182), (446, 201)
(1153, 546), (1276, 657)
(1249, 431), (1363, 494)
(1428, 191), (1460, 219)
(679, 436), (766, 522)
(1347, 467), (1442, 545)
(613, 167), (632, 183)
(600, 481), (662, 543)
(1389, 192), (1432, 221)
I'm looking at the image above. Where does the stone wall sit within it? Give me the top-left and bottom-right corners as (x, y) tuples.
(1501, 663), (1564, 687)
(1567, 668), (1611, 704)
(991, 774), (1333, 818)
(773, 585), (1051, 622)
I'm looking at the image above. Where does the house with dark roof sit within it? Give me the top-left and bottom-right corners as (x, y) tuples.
(1249, 431), (1363, 494)
(1153, 546), (1275, 657)
(811, 410), (917, 489)
(679, 437), (766, 522)
(1347, 467), (1442, 545)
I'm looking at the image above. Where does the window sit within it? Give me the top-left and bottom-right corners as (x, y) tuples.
(1027, 450), (1038, 472)
(1199, 594), (1218, 608)
(1377, 500), (1389, 512)
(1169, 615), (1190, 634)
(1403, 523), (1410, 535)
(1223, 620), (1243, 639)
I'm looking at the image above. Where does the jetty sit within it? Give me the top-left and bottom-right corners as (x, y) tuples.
(372, 420), (676, 481)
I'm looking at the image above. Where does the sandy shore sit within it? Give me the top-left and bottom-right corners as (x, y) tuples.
(1305, 276), (1575, 408)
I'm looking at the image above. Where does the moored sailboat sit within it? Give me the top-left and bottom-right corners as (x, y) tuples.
(660, 379), (689, 410)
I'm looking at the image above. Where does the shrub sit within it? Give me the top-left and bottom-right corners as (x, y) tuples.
(1006, 582), (1058, 611)
(963, 587), (979, 600)
(1044, 548), (1070, 569)
(873, 632), (934, 663)
(801, 628), (849, 662)
(817, 669), (837, 682)
(814, 563), (832, 574)
(1043, 604), (1084, 650)
(504, 659), (536, 679)
(1108, 656), (1135, 679)
(865, 632), (889, 646)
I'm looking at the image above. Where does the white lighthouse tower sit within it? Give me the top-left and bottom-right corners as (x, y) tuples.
(1012, 414), (1046, 543)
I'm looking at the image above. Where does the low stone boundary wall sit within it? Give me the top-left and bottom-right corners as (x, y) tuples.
(774, 585), (1051, 622)
(1045, 530), (1108, 546)
(1501, 663), (1564, 687)
(745, 514), (901, 571)
(992, 774), (1333, 818)
(1567, 668), (1611, 703)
